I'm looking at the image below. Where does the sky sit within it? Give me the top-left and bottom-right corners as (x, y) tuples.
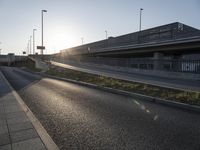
(0, 0), (199, 55)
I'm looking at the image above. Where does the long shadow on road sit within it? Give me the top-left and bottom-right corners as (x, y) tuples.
(0, 66), (41, 93)
(1, 66), (200, 150)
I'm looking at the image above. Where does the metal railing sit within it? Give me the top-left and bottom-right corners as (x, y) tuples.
(51, 56), (200, 74)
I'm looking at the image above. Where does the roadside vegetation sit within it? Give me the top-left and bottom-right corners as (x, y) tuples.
(45, 65), (200, 106)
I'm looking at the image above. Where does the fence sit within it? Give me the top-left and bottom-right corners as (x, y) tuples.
(51, 56), (200, 74)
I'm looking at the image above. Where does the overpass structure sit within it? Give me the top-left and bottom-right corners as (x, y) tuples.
(52, 22), (200, 74)
(59, 22), (200, 57)
(0, 54), (27, 66)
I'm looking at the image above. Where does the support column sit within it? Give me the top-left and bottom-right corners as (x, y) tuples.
(172, 55), (182, 72)
(153, 52), (164, 70)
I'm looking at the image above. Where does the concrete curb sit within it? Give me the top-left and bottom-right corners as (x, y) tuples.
(44, 74), (200, 114)
(1, 71), (60, 150)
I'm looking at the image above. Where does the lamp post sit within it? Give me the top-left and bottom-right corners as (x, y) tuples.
(33, 29), (37, 55)
(30, 36), (32, 54)
(105, 30), (108, 39)
(0, 42), (1, 55)
(41, 10), (47, 55)
(139, 8), (143, 31)
(81, 37), (84, 45)
(27, 40), (29, 55)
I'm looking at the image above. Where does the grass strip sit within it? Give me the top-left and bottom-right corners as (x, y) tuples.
(45, 65), (200, 106)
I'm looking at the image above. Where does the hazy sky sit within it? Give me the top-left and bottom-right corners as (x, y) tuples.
(0, 0), (199, 55)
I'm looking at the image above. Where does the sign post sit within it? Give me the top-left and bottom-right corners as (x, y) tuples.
(37, 46), (45, 59)
(37, 46), (45, 50)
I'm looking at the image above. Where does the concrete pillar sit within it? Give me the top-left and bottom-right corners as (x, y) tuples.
(153, 52), (164, 70)
(172, 55), (182, 72)
(7, 54), (15, 66)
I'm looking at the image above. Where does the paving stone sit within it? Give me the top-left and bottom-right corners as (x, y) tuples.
(0, 144), (11, 150)
(4, 103), (20, 108)
(0, 112), (4, 117)
(3, 100), (19, 106)
(7, 115), (28, 125)
(0, 133), (10, 146)
(0, 105), (4, 114)
(0, 75), (49, 150)
(0, 95), (14, 102)
(0, 100), (3, 105)
(3, 96), (18, 102)
(1, 94), (14, 99)
(10, 128), (38, 143)
(8, 121), (33, 133)
(12, 138), (46, 150)
(4, 105), (22, 114)
(0, 124), (8, 134)
(0, 114), (5, 120)
(0, 118), (6, 126)
(6, 112), (27, 119)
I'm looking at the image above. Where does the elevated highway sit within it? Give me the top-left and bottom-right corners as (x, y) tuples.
(88, 36), (200, 57)
(0, 55), (27, 66)
(58, 22), (200, 57)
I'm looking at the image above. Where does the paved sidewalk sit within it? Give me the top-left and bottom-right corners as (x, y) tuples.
(0, 71), (47, 150)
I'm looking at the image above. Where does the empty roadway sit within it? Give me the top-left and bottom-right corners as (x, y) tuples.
(1, 66), (200, 150)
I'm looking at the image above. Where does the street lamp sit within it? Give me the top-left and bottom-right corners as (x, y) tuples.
(27, 40), (29, 55)
(81, 37), (84, 45)
(0, 42), (1, 55)
(41, 9), (47, 55)
(139, 8), (143, 31)
(105, 30), (108, 39)
(33, 29), (37, 55)
(30, 36), (32, 54)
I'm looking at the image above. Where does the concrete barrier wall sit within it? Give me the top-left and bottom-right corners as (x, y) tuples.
(28, 57), (49, 71)
(50, 58), (200, 80)
(0, 55), (27, 65)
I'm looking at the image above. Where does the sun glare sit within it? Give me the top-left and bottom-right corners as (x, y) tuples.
(46, 25), (80, 54)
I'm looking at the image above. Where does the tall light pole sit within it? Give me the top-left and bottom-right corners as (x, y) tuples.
(33, 29), (37, 55)
(139, 8), (143, 31)
(81, 37), (84, 45)
(27, 40), (29, 55)
(105, 30), (108, 39)
(41, 10), (47, 55)
(0, 42), (1, 55)
(30, 36), (32, 54)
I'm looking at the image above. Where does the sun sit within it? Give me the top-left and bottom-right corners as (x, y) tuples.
(45, 25), (80, 54)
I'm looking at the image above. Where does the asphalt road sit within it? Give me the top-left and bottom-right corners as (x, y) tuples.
(51, 61), (200, 92)
(1, 66), (200, 150)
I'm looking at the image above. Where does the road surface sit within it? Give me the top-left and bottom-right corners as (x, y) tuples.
(51, 61), (200, 92)
(1, 66), (200, 150)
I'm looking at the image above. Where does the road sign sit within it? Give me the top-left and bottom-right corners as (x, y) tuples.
(37, 46), (45, 50)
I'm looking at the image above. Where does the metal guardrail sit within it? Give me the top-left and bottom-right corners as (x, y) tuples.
(0, 55), (27, 66)
(51, 57), (200, 74)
